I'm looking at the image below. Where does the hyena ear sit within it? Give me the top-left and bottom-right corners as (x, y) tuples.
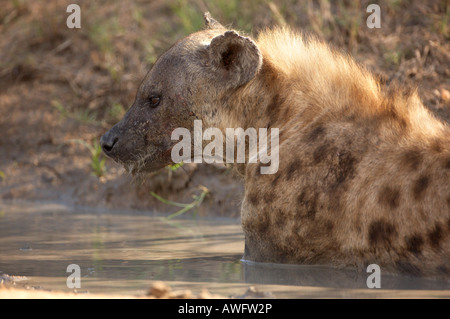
(208, 30), (262, 88)
(203, 12), (224, 29)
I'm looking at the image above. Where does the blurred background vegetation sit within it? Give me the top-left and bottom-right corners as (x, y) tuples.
(0, 0), (448, 216)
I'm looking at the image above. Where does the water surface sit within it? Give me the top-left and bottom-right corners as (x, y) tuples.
(0, 202), (449, 298)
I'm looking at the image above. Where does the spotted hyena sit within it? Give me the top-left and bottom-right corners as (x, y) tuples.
(101, 13), (450, 277)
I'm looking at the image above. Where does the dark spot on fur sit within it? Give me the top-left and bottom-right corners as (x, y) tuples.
(428, 223), (443, 249)
(271, 173), (281, 187)
(368, 220), (397, 246)
(401, 149), (422, 171)
(444, 157), (450, 170)
(254, 212), (270, 233)
(313, 143), (336, 164)
(297, 191), (318, 220)
(274, 208), (287, 228)
(286, 159), (302, 181)
(405, 234), (424, 255)
(397, 117), (408, 130)
(412, 175), (430, 200)
(263, 190), (276, 204)
(335, 151), (357, 185)
(447, 196), (450, 209)
(378, 186), (401, 209)
(430, 139), (442, 153)
(436, 265), (450, 275)
(307, 125), (326, 143)
(265, 94), (280, 125)
(278, 129), (285, 142)
(396, 261), (422, 276)
(247, 192), (259, 206)
(324, 220), (334, 234)
(313, 144), (328, 164)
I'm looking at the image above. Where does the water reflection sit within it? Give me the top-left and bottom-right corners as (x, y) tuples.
(242, 260), (450, 290)
(0, 203), (245, 293)
(0, 203), (449, 297)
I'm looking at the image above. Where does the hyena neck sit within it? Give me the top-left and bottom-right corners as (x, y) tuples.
(211, 61), (284, 176)
(218, 60), (285, 133)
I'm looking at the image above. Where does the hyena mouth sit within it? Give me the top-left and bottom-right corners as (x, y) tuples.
(124, 161), (140, 176)
(122, 150), (171, 176)
(126, 155), (151, 176)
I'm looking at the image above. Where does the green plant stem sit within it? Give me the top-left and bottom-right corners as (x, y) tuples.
(151, 186), (209, 220)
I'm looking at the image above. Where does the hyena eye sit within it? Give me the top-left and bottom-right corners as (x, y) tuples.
(148, 96), (161, 108)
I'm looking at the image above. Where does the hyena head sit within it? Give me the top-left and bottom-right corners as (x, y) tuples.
(100, 13), (262, 174)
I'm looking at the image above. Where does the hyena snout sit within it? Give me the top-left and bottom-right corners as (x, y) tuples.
(100, 124), (134, 163)
(100, 118), (170, 173)
(100, 129), (119, 155)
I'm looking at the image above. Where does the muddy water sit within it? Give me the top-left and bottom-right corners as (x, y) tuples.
(0, 202), (449, 298)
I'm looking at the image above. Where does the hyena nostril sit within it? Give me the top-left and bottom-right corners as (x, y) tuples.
(100, 133), (119, 154)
